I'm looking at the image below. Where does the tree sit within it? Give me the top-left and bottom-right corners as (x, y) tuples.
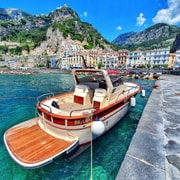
(0, 45), (8, 54)
(98, 61), (104, 69)
(9, 46), (22, 55)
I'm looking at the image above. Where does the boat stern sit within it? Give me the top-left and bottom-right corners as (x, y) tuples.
(3, 118), (79, 168)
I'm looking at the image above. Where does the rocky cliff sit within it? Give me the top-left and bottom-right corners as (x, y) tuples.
(0, 5), (79, 38)
(48, 5), (79, 23)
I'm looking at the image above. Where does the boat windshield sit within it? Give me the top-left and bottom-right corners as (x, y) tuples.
(76, 71), (105, 83)
(111, 77), (124, 87)
(74, 71), (107, 90)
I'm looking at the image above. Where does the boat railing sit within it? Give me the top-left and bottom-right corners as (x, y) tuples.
(37, 92), (54, 102)
(69, 107), (97, 117)
(39, 102), (52, 113)
(115, 86), (138, 102)
(37, 93), (55, 113)
(115, 90), (126, 102)
(127, 85), (138, 95)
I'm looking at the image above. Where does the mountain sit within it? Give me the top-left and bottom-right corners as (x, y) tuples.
(0, 8), (30, 20)
(112, 31), (137, 46)
(0, 5), (117, 55)
(48, 6), (79, 23)
(170, 33), (180, 53)
(1, 6), (180, 55)
(113, 23), (180, 51)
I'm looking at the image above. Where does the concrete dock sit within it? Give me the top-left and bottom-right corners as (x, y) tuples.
(116, 75), (180, 180)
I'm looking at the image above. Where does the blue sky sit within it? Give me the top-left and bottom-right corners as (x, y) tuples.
(1, 0), (180, 41)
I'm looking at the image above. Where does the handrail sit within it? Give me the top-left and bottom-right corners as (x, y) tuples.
(115, 89), (126, 102)
(37, 92), (54, 102)
(69, 107), (97, 117)
(115, 86), (138, 102)
(39, 102), (52, 113)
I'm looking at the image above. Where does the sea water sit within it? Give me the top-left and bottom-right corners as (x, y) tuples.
(0, 73), (155, 180)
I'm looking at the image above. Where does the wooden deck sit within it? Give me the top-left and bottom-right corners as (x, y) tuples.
(4, 118), (78, 167)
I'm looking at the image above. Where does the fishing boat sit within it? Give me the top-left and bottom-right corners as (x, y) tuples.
(4, 68), (143, 168)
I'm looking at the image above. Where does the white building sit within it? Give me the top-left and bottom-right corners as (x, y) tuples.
(126, 48), (170, 68)
(61, 54), (84, 69)
(145, 48), (170, 68)
(6, 59), (20, 69)
(102, 54), (118, 69)
(126, 50), (145, 68)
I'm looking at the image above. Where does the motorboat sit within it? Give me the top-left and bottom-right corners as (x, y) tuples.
(4, 68), (142, 168)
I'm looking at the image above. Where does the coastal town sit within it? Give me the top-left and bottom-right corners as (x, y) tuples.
(0, 39), (180, 75)
(0, 5), (179, 76)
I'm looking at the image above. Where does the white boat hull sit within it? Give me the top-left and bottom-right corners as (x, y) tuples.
(38, 102), (129, 145)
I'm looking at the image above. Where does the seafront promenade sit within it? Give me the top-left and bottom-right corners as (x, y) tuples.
(116, 74), (180, 180)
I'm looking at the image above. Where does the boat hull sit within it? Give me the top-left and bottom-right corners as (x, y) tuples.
(38, 101), (130, 145)
(4, 101), (130, 168)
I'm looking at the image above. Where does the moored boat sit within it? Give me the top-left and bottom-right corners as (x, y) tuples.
(4, 68), (142, 168)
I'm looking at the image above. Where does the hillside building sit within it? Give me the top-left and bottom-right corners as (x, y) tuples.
(117, 49), (129, 68)
(61, 54), (83, 69)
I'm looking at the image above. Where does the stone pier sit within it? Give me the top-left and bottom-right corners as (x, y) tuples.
(116, 75), (180, 180)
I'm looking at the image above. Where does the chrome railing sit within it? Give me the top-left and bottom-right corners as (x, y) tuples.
(37, 93), (54, 113)
(37, 92), (54, 102)
(39, 102), (52, 113)
(115, 86), (138, 102)
(69, 107), (97, 117)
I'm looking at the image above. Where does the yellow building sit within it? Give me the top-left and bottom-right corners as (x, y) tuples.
(168, 53), (175, 68)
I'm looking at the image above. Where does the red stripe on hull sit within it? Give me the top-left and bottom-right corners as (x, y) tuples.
(37, 92), (136, 128)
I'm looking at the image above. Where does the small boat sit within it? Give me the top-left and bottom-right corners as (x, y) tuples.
(4, 68), (142, 168)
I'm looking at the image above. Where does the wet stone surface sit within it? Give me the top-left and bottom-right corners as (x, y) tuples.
(116, 155), (165, 180)
(127, 130), (165, 169)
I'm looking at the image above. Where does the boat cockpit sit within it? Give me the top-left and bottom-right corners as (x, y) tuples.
(38, 69), (129, 116)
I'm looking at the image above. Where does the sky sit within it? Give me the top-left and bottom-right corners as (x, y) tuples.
(1, 0), (180, 42)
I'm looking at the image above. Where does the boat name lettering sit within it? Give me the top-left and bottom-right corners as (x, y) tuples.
(75, 118), (91, 125)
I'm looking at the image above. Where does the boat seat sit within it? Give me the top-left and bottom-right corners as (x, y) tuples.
(74, 84), (93, 106)
(93, 88), (107, 109)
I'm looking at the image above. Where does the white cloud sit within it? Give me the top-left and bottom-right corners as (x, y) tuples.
(83, 12), (87, 17)
(136, 13), (146, 26)
(116, 26), (122, 30)
(81, 12), (87, 17)
(152, 0), (180, 25)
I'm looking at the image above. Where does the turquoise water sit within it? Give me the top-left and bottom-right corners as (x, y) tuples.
(0, 73), (155, 180)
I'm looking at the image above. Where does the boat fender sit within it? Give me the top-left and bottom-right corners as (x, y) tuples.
(52, 100), (60, 109)
(130, 96), (136, 107)
(91, 121), (105, 136)
(141, 89), (145, 98)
